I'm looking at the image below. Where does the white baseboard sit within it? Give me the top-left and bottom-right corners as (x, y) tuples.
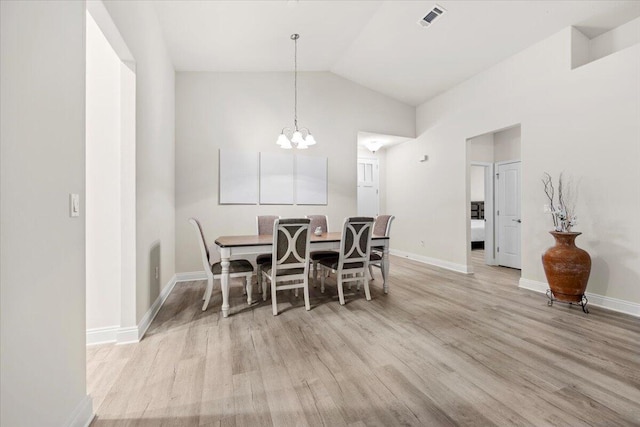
(518, 277), (640, 318)
(176, 271), (207, 282)
(518, 278), (548, 294)
(66, 395), (94, 427)
(587, 293), (640, 317)
(135, 274), (179, 342)
(86, 274), (180, 346)
(115, 326), (140, 344)
(86, 326), (119, 346)
(390, 249), (472, 274)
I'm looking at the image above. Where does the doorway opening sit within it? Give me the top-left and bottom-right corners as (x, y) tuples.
(466, 125), (522, 274)
(85, 2), (137, 345)
(356, 131), (412, 217)
(357, 157), (379, 217)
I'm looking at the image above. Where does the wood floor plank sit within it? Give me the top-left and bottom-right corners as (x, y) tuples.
(89, 251), (640, 426)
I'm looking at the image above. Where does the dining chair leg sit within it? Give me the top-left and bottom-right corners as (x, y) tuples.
(202, 277), (214, 311)
(337, 273), (346, 305)
(271, 279), (278, 316)
(246, 274), (252, 304)
(303, 279), (311, 311)
(313, 261), (318, 287)
(363, 272), (371, 301)
(321, 268), (328, 293)
(295, 287), (299, 298)
(262, 272), (268, 301)
(368, 264), (375, 280)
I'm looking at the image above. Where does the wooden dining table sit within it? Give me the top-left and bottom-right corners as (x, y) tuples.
(213, 232), (390, 317)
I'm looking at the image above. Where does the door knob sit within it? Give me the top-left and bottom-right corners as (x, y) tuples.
(512, 219), (521, 223)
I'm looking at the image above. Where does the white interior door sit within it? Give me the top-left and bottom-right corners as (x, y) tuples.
(496, 161), (521, 269)
(357, 158), (379, 217)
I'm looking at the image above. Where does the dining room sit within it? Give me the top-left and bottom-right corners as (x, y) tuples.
(3, 0), (640, 426)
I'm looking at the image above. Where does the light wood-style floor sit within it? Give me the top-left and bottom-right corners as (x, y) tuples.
(88, 251), (640, 426)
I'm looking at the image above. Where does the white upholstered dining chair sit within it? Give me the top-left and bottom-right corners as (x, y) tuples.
(369, 215), (395, 280)
(305, 215), (337, 285)
(261, 218), (312, 316)
(319, 217), (374, 305)
(256, 215), (280, 295)
(189, 218), (254, 311)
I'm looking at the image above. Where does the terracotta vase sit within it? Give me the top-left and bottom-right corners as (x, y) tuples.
(542, 231), (591, 302)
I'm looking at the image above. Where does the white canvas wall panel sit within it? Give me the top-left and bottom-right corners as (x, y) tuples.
(260, 152), (294, 205)
(219, 149), (259, 204)
(296, 155), (328, 205)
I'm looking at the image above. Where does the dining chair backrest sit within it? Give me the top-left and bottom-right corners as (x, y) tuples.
(272, 218), (311, 274)
(257, 215), (280, 235)
(306, 215), (328, 233)
(189, 218), (212, 278)
(338, 217), (374, 269)
(373, 215), (395, 237)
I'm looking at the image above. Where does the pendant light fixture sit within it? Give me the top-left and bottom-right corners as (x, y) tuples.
(276, 34), (316, 150)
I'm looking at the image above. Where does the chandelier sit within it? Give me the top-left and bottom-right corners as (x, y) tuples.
(276, 34), (316, 149)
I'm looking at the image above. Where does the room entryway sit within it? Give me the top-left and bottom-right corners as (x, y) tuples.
(357, 157), (379, 217)
(466, 124), (522, 274)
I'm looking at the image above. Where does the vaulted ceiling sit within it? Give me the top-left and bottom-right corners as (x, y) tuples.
(153, 0), (640, 106)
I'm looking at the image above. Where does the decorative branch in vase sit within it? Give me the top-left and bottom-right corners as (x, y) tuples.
(542, 172), (577, 232)
(541, 172), (590, 313)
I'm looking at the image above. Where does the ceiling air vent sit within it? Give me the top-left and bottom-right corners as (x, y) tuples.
(418, 4), (446, 27)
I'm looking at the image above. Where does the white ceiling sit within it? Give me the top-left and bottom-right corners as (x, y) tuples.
(153, 0), (640, 106)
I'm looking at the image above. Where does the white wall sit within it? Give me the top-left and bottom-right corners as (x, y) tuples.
(590, 16), (640, 63)
(103, 1), (176, 323)
(470, 166), (485, 202)
(468, 133), (494, 163)
(175, 72), (415, 272)
(387, 27), (640, 306)
(86, 11), (122, 330)
(494, 126), (521, 163)
(1, 1), (91, 426)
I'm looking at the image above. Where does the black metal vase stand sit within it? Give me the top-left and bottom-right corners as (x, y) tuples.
(546, 289), (589, 314)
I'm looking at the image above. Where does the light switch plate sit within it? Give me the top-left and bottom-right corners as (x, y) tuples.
(70, 193), (80, 217)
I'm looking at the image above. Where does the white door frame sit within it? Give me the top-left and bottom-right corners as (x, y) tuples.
(495, 159), (522, 269)
(86, 1), (137, 343)
(469, 162), (497, 266)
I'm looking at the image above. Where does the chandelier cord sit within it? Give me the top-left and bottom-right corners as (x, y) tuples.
(293, 35), (298, 131)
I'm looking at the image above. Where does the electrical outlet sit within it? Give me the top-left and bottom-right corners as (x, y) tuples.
(155, 266), (159, 280)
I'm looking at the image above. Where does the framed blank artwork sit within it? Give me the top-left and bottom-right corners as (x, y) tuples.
(296, 155), (327, 205)
(260, 152), (294, 204)
(219, 149), (259, 204)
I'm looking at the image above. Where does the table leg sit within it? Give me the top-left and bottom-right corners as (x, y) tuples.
(220, 247), (231, 318)
(382, 245), (390, 294)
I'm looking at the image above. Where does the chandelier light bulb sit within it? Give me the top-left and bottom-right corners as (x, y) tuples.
(280, 139), (293, 149)
(291, 131), (305, 145)
(276, 133), (290, 147)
